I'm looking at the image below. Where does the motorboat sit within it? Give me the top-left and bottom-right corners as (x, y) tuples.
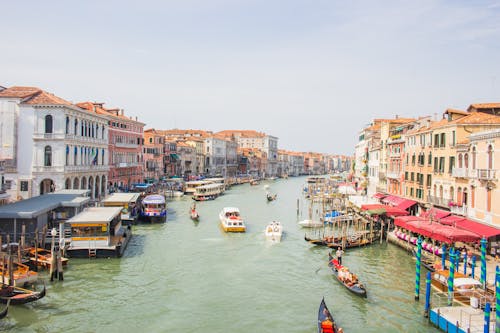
(219, 207), (246, 232)
(265, 221), (283, 242)
(298, 219), (324, 228)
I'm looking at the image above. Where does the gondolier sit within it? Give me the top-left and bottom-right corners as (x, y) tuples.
(335, 247), (344, 265)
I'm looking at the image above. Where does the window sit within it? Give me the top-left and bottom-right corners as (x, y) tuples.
(449, 156), (455, 174)
(434, 134), (439, 148)
(45, 115), (53, 133)
(434, 157), (438, 172)
(44, 146), (52, 166)
(439, 157), (445, 173)
(426, 174), (432, 187)
(458, 153), (463, 168)
(472, 147), (477, 169)
(20, 181), (29, 192)
(464, 153), (469, 168)
(412, 154), (416, 165)
(66, 116), (70, 134)
(488, 145), (493, 169)
(452, 131), (456, 146)
(440, 133), (446, 147)
(428, 152), (432, 166)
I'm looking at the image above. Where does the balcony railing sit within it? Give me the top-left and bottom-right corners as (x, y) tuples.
(65, 165), (109, 172)
(451, 167), (475, 178)
(477, 169), (496, 181)
(33, 133), (66, 140)
(115, 142), (139, 149)
(428, 195), (451, 208)
(386, 171), (401, 179)
(450, 205), (467, 216)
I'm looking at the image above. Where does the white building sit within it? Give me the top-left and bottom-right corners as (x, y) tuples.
(0, 86), (109, 200)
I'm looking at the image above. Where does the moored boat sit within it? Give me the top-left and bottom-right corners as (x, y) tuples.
(265, 221), (283, 242)
(219, 207), (246, 232)
(298, 219), (324, 228)
(192, 183), (225, 201)
(140, 194), (167, 223)
(317, 297), (340, 333)
(0, 261), (38, 287)
(266, 193), (277, 201)
(26, 247), (69, 269)
(0, 284), (46, 305)
(328, 253), (367, 297)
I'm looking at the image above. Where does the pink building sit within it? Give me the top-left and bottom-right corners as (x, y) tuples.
(78, 102), (144, 191)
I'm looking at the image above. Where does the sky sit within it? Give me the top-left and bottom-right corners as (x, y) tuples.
(1, 0), (500, 155)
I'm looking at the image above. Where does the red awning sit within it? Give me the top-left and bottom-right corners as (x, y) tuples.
(382, 195), (407, 207)
(396, 199), (417, 210)
(372, 192), (386, 199)
(394, 216), (427, 229)
(440, 216), (500, 239)
(420, 208), (451, 220)
(404, 220), (481, 244)
(361, 204), (409, 217)
(361, 204), (386, 211)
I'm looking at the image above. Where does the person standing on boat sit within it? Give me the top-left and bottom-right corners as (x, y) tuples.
(336, 247), (344, 265)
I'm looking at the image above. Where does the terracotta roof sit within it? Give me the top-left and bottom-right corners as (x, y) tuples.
(468, 103), (500, 110)
(0, 86), (72, 106)
(453, 111), (500, 125)
(216, 130), (266, 138)
(160, 129), (212, 138)
(445, 108), (468, 115)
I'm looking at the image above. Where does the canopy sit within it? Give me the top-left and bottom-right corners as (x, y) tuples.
(398, 218), (481, 244)
(396, 199), (417, 210)
(361, 204), (409, 217)
(382, 195), (406, 206)
(372, 193), (386, 199)
(394, 216), (430, 230)
(440, 216), (500, 239)
(420, 208), (451, 220)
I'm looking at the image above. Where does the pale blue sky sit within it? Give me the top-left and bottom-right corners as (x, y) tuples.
(2, 0), (499, 154)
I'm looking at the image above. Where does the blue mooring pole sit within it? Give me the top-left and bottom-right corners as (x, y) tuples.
(441, 243), (447, 270)
(448, 249), (455, 306)
(415, 237), (422, 300)
(472, 255), (477, 279)
(424, 271), (431, 318)
(481, 237), (488, 289)
(495, 266), (500, 333)
(484, 302), (491, 333)
(463, 251), (468, 275)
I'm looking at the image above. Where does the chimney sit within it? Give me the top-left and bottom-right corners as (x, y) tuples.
(395, 114), (399, 119)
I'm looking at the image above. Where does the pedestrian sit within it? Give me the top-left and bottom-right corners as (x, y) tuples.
(336, 247), (344, 265)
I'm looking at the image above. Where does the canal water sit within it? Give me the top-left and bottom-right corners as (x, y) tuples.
(3, 176), (441, 333)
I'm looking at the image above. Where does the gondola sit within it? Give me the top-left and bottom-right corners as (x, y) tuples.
(317, 297), (340, 333)
(411, 248), (441, 272)
(305, 235), (340, 246)
(0, 300), (9, 319)
(0, 283), (46, 305)
(266, 193), (277, 201)
(328, 253), (367, 297)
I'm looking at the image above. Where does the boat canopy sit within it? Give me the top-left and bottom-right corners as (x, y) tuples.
(142, 195), (165, 205)
(454, 278), (482, 288)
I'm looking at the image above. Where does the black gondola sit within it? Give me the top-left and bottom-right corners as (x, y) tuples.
(411, 248), (440, 272)
(317, 297), (339, 333)
(328, 253), (367, 297)
(0, 300), (9, 319)
(0, 284), (46, 305)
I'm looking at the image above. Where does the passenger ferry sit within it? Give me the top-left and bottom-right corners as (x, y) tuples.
(102, 192), (141, 225)
(192, 183), (225, 201)
(65, 207), (132, 258)
(140, 194), (167, 223)
(219, 207), (246, 232)
(184, 180), (213, 194)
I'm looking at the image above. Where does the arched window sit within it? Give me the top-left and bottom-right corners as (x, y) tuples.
(65, 116), (70, 134)
(458, 153), (463, 168)
(96, 124), (99, 139)
(450, 186), (454, 202)
(464, 153), (469, 168)
(45, 115), (53, 133)
(74, 146), (78, 165)
(472, 147), (477, 169)
(66, 145), (70, 165)
(488, 145), (493, 169)
(44, 146), (52, 166)
(428, 152), (432, 166)
(74, 119), (78, 135)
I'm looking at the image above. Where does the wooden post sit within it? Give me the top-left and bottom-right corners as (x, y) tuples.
(7, 234), (13, 286)
(41, 225), (47, 249)
(57, 248), (64, 281)
(34, 228), (39, 272)
(297, 199), (299, 216)
(380, 219), (384, 244)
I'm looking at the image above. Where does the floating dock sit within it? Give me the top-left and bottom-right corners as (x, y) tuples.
(430, 305), (494, 333)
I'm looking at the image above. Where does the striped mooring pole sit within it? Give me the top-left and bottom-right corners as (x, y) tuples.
(495, 266), (500, 333)
(472, 255), (477, 279)
(441, 243), (446, 270)
(485, 302), (491, 333)
(424, 271), (431, 317)
(481, 237), (488, 289)
(463, 251), (468, 275)
(415, 237), (422, 300)
(448, 249), (455, 306)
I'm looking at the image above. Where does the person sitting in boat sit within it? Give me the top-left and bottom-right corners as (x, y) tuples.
(320, 318), (335, 333)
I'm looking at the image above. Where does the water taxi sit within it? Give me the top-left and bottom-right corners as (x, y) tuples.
(102, 192), (141, 225)
(192, 183), (225, 201)
(140, 194), (167, 223)
(65, 206), (132, 258)
(219, 207), (246, 232)
(265, 221), (283, 242)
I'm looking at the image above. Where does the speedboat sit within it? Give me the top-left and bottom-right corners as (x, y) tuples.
(219, 207), (246, 232)
(265, 221), (283, 242)
(298, 219), (324, 228)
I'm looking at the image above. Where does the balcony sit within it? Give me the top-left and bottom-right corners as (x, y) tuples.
(477, 169), (496, 181)
(450, 205), (467, 216)
(428, 195), (451, 208)
(451, 167), (474, 178)
(115, 142), (139, 149)
(386, 171), (401, 179)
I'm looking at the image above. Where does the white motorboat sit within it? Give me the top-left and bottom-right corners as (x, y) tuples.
(219, 207), (246, 232)
(265, 221), (283, 242)
(298, 219), (324, 228)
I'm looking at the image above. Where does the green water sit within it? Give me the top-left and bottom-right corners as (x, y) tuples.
(3, 177), (440, 333)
